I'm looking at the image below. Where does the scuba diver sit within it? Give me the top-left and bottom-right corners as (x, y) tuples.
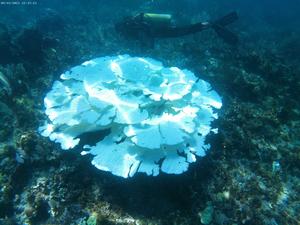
(115, 12), (239, 47)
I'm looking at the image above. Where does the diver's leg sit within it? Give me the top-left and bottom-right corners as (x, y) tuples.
(154, 22), (210, 38)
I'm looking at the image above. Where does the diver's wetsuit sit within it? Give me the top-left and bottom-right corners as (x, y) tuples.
(116, 13), (209, 39)
(115, 12), (239, 46)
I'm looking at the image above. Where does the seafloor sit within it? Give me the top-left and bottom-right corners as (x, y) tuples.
(0, 1), (299, 225)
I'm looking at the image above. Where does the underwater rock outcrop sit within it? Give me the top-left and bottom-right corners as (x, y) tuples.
(39, 55), (222, 178)
(0, 24), (16, 65)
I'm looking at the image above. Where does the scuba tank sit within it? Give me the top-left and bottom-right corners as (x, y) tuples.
(141, 13), (172, 27)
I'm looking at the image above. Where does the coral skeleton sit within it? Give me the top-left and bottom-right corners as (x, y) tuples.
(39, 55), (222, 178)
(0, 70), (11, 95)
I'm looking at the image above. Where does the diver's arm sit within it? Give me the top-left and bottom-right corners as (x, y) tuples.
(152, 22), (211, 38)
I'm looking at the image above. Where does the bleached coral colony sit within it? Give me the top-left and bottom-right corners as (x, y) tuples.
(39, 55), (222, 178)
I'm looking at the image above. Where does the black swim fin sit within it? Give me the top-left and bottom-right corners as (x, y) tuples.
(214, 12), (238, 27)
(212, 12), (239, 45)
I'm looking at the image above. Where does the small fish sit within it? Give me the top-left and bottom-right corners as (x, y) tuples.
(15, 151), (25, 164)
(0, 71), (11, 95)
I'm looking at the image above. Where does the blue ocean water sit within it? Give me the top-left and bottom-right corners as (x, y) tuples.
(0, 1), (299, 224)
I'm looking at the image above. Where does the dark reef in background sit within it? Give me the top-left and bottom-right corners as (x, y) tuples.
(0, 24), (17, 65)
